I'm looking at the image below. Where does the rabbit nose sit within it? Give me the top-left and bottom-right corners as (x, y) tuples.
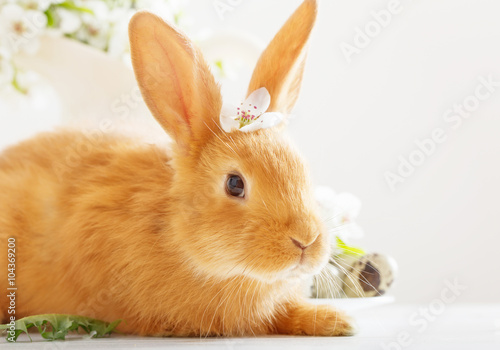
(291, 237), (309, 250)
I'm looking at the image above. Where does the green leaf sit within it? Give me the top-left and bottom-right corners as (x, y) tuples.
(336, 236), (365, 257)
(104, 319), (123, 334)
(0, 314), (122, 342)
(11, 70), (27, 95)
(214, 59), (226, 78)
(45, 8), (55, 27)
(57, 1), (94, 15)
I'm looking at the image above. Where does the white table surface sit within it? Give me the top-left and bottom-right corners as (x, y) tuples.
(2, 303), (499, 349)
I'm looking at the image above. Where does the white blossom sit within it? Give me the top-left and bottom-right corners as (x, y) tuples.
(220, 88), (284, 133)
(0, 3), (47, 54)
(315, 186), (364, 242)
(56, 8), (82, 34)
(106, 8), (134, 59)
(0, 0), (187, 91)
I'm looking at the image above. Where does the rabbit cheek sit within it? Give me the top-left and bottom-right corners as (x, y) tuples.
(310, 236), (330, 274)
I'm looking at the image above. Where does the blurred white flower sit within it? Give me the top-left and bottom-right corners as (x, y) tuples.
(17, 0), (62, 12)
(73, 0), (117, 50)
(76, 0), (109, 19)
(0, 3), (47, 54)
(107, 8), (134, 59)
(136, 0), (188, 26)
(0, 48), (14, 86)
(0, 0), (189, 91)
(315, 186), (364, 242)
(56, 8), (82, 34)
(14, 69), (38, 93)
(75, 14), (110, 50)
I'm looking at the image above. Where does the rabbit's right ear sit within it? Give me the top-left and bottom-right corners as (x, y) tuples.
(247, 0), (317, 115)
(129, 12), (222, 152)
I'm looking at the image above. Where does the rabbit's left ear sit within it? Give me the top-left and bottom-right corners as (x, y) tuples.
(247, 0), (317, 115)
(129, 12), (222, 152)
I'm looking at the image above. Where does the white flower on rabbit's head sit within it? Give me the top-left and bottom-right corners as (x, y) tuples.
(0, 3), (47, 55)
(314, 186), (364, 242)
(220, 87), (284, 133)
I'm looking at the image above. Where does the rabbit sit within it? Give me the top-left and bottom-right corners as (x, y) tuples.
(0, 0), (355, 337)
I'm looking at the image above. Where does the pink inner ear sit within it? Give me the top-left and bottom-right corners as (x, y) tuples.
(155, 31), (192, 128)
(129, 12), (222, 148)
(151, 29), (192, 129)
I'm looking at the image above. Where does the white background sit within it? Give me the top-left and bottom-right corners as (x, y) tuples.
(1, 0), (499, 304)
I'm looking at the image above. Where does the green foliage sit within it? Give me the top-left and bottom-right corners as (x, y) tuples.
(214, 59), (226, 78)
(0, 314), (121, 342)
(336, 236), (365, 257)
(11, 70), (27, 95)
(58, 1), (94, 15)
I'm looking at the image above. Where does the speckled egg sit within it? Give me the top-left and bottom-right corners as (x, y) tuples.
(342, 253), (398, 298)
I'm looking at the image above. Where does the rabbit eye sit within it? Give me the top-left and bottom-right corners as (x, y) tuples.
(226, 174), (245, 198)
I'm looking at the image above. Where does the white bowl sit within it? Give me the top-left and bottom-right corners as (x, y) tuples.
(308, 295), (395, 312)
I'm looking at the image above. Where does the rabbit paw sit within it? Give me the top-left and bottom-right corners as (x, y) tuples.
(275, 303), (357, 336)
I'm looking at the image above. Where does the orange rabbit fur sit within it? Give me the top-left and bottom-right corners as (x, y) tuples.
(0, 0), (354, 336)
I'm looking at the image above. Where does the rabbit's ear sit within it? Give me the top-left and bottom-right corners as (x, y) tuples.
(129, 12), (222, 151)
(247, 0), (317, 114)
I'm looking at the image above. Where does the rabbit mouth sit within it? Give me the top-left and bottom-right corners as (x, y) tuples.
(284, 263), (316, 282)
(284, 253), (324, 280)
(247, 255), (322, 283)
